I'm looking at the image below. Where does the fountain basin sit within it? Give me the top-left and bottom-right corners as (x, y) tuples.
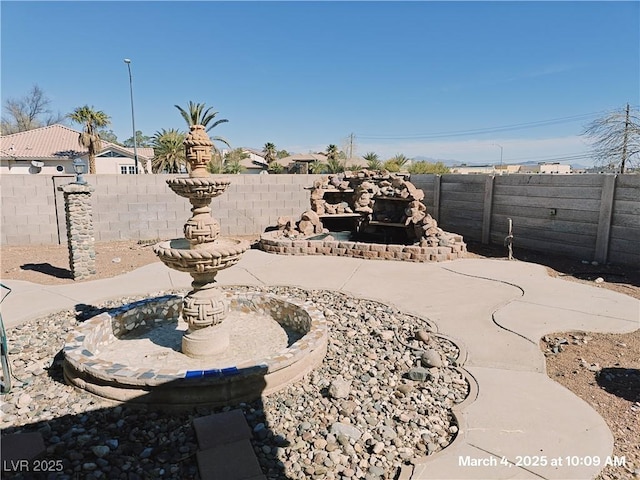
(153, 237), (249, 273)
(260, 230), (466, 262)
(63, 290), (327, 406)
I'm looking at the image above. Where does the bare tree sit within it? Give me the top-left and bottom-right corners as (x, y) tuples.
(1, 85), (65, 134)
(583, 103), (640, 173)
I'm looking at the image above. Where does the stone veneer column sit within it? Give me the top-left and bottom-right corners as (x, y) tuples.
(57, 183), (96, 280)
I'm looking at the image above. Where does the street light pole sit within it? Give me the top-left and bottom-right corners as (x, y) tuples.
(124, 59), (139, 174)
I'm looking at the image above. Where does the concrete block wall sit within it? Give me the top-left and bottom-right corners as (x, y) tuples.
(437, 175), (486, 242)
(490, 174), (604, 260)
(412, 173), (640, 267)
(87, 174), (325, 242)
(2, 173), (638, 267)
(609, 175), (640, 266)
(0, 174), (60, 245)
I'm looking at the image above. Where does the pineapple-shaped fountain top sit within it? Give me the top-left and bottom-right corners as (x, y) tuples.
(153, 116), (249, 358)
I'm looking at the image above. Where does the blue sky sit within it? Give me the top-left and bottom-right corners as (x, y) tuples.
(2, 1), (639, 165)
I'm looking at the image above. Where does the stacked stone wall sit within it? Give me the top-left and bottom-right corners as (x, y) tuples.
(260, 232), (467, 263)
(58, 184), (96, 280)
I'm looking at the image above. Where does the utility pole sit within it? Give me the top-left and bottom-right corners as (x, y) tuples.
(621, 102), (630, 174)
(348, 133), (354, 160)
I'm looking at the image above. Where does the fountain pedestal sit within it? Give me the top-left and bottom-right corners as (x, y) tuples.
(181, 272), (229, 357)
(153, 124), (248, 359)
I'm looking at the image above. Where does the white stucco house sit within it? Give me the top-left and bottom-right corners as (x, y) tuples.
(451, 163), (572, 175)
(450, 164), (498, 175)
(219, 147), (269, 174)
(0, 124), (154, 175)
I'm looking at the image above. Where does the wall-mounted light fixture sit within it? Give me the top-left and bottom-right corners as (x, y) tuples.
(73, 158), (87, 185)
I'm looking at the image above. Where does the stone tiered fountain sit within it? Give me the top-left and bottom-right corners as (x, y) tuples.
(152, 125), (249, 358)
(62, 125), (327, 406)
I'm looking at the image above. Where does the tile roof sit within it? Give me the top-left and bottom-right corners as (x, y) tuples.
(0, 124), (153, 160)
(238, 157), (267, 170)
(275, 153), (364, 169)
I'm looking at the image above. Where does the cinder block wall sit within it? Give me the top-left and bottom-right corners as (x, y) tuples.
(0, 174), (323, 245)
(2, 173), (639, 267)
(1, 174), (60, 245)
(84, 174), (324, 242)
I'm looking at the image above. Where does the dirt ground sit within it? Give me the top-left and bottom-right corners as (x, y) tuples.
(1, 239), (638, 479)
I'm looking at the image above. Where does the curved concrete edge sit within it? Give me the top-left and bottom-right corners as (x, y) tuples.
(407, 259), (635, 480)
(411, 366), (481, 459)
(409, 365), (615, 480)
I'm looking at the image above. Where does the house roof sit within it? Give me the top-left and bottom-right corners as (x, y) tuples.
(275, 153), (365, 169)
(242, 147), (267, 159)
(238, 156), (267, 170)
(285, 153), (328, 163)
(0, 124), (153, 160)
(274, 153), (327, 168)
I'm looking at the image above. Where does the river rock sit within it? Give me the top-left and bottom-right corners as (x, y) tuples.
(328, 377), (351, 399)
(408, 367), (429, 381)
(421, 349), (443, 368)
(415, 330), (430, 344)
(91, 445), (110, 458)
(330, 422), (362, 442)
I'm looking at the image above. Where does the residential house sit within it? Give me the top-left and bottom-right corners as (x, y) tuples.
(493, 164), (522, 175)
(517, 163), (572, 174)
(539, 163), (571, 174)
(0, 124), (154, 175)
(220, 148), (268, 174)
(451, 163), (571, 175)
(276, 153), (327, 173)
(450, 164), (497, 175)
(274, 153), (365, 173)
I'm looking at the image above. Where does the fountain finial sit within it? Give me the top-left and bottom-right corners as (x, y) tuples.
(184, 124), (214, 177)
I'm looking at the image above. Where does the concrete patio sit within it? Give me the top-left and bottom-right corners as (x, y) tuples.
(2, 250), (638, 479)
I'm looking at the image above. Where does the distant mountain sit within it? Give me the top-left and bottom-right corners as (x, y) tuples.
(411, 155), (590, 171)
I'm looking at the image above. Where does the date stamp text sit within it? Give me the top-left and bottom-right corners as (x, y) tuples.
(459, 455), (626, 468)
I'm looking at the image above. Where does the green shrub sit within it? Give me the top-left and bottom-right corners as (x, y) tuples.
(408, 161), (450, 174)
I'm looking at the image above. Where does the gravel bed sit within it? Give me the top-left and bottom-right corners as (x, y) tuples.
(1, 286), (469, 480)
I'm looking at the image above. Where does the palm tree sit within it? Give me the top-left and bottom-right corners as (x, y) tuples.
(220, 148), (248, 174)
(208, 151), (224, 174)
(263, 142), (277, 166)
(68, 105), (111, 174)
(325, 144), (344, 173)
(223, 159), (244, 174)
(363, 152), (382, 170)
(175, 101), (230, 156)
(326, 158), (345, 173)
(326, 144), (339, 161)
(268, 162), (284, 174)
(309, 160), (326, 174)
(150, 128), (187, 173)
(389, 153), (410, 168)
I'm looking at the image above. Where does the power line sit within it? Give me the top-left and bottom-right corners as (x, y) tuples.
(357, 111), (607, 140)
